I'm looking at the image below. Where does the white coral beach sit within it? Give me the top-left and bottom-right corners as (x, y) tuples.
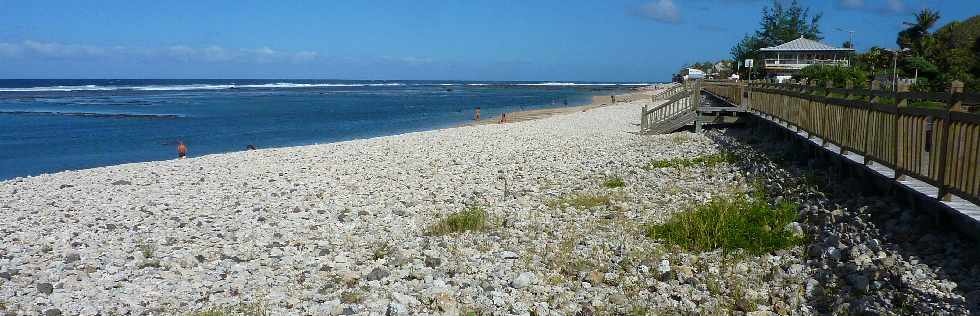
(0, 95), (772, 315)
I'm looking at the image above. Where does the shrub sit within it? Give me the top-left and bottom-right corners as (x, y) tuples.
(795, 64), (868, 88)
(644, 190), (804, 255)
(427, 207), (488, 236)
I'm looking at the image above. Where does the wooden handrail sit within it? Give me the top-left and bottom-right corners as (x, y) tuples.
(640, 81), (699, 133)
(717, 79), (980, 205)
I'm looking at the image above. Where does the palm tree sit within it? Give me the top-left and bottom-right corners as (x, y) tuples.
(898, 9), (941, 55)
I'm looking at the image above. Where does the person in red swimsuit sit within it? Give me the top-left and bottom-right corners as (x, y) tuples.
(177, 141), (187, 159)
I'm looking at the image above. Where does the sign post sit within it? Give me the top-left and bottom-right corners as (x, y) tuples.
(744, 59), (754, 80)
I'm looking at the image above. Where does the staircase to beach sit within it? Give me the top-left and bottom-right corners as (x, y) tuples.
(640, 80), (748, 134)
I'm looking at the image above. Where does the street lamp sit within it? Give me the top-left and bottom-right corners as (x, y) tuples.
(885, 48), (911, 90)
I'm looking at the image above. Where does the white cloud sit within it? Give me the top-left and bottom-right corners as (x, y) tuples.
(21, 40), (112, 58)
(0, 42), (22, 57)
(292, 51), (319, 62)
(837, 0), (908, 15)
(1, 40), (323, 64)
(884, 0), (906, 14)
(632, 0), (681, 24)
(838, 0), (864, 9)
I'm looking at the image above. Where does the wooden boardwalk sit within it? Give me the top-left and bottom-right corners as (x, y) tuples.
(755, 109), (980, 238)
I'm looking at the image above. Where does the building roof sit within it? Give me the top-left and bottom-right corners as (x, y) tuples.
(759, 37), (854, 52)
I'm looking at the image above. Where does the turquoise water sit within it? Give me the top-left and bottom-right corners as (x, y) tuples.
(0, 79), (643, 179)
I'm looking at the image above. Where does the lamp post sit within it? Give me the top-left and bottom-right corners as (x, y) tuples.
(885, 48), (911, 90)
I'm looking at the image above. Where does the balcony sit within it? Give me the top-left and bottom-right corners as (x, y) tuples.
(764, 58), (850, 70)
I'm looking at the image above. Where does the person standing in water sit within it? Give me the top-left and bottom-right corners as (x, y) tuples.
(474, 107), (481, 121)
(177, 141), (188, 159)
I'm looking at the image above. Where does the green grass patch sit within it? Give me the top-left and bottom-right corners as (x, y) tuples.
(426, 206), (488, 236)
(340, 290), (365, 304)
(546, 193), (611, 209)
(644, 190), (803, 255)
(644, 152), (736, 170)
(602, 177), (626, 188)
(186, 303), (266, 316)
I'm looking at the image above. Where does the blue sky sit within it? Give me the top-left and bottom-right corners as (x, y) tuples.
(0, 0), (976, 81)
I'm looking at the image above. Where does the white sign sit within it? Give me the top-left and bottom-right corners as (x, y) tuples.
(744, 59), (754, 68)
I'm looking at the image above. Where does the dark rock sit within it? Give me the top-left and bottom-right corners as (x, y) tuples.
(44, 308), (62, 316)
(0, 271), (10, 280)
(111, 180), (132, 186)
(58, 184), (73, 189)
(424, 255), (442, 268)
(366, 267), (390, 281)
(37, 282), (54, 294)
(64, 252), (81, 263)
(576, 306), (594, 316)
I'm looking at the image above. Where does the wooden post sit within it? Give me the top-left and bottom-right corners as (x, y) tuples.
(641, 105), (648, 132)
(841, 80), (854, 155)
(694, 80), (702, 133)
(894, 82), (909, 180)
(936, 80), (964, 201)
(949, 80), (964, 112)
(864, 80), (881, 165)
(822, 81), (833, 147)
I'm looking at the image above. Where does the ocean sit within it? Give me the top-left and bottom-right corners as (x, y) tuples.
(0, 79), (643, 180)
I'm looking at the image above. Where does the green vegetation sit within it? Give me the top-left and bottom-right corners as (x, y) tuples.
(602, 177), (626, 188)
(644, 152), (736, 170)
(729, 1), (979, 94)
(796, 64), (868, 88)
(186, 303), (267, 316)
(546, 193), (611, 210)
(644, 187), (804, 255)
(426, 206), (488, 236)
(371, 243), (390, 260)
(340, 290), (364, 304)
(138, 242), (156, 258)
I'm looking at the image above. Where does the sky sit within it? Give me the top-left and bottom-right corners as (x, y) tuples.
(0, 0), (977, 82)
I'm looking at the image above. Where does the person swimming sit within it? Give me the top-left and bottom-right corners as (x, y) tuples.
(177, 141), (187, 159)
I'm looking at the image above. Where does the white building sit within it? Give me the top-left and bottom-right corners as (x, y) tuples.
(760, 37), (854, 82)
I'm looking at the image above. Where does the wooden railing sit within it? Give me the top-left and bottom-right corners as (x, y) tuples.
(616, 92), (654, 103)
(732, 79), (980, 205)
(652, 83), (684, 101)
(641, 81), (699, 133)
(702, 80), (744, 106)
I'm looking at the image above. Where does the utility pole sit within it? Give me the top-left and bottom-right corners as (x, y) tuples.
(836, 28), (855, 47)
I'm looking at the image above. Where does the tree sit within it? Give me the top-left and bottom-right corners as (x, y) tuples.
(855, 47), (892, 80)
(754, 0), (823, 46)
(730, 0), (823, 77)
(897, 9), (941, 56)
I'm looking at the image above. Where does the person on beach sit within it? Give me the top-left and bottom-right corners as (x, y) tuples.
(499, 113), (508, 124)
(177, 141), (187, 159)
(474, 107), (481, 121)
